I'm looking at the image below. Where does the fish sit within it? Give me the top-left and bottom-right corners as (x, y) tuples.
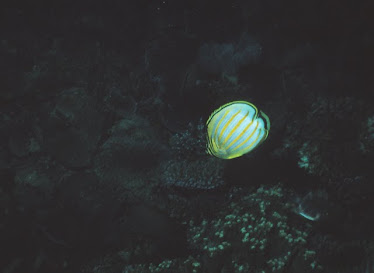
(291, 191), (330, 222)
(206, 101), (270, 159)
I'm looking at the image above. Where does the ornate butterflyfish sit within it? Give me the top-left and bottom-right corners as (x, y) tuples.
(206, 101), (270, 159)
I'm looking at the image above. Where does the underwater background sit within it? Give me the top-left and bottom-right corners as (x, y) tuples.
(0, 0), (374, 272)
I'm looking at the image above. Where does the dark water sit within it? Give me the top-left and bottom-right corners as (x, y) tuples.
(1, 0), (374, 272)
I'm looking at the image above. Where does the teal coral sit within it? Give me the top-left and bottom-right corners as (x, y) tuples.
(121, 256), (203, 273)
(187, 185), (321, 272)
(83, 185), (321, 273)
(162, 157), (224, 189)
(359, 115), (374, 155)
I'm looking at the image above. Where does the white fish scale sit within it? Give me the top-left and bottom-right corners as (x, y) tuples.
(215, 107), (253, 141)
(227, 119), (260, 152)
(238, 123), (265, 154)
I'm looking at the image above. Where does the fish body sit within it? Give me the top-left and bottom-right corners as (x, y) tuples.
(206, 101), (270, 159)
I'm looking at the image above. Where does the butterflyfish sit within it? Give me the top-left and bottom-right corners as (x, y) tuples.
(206, 101), (270, 159)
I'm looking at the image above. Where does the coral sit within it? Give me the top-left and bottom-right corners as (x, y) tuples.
(93, 115), (163, 199)
(168, 118), (206, 160)
(197, 33), (262, 78)
(164, 118), (225, 190)
(14, 156), (68, 195)
(359, 115), (374, 155)
(83, 185), (321, 273)
(162, 157), (224, 190)
(280, 95), (367, 178)
(120, 256), (202, 273)
(43, 87), (105, 168)
(297, 141), (320, 174)
(187, 185), (321, 272)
